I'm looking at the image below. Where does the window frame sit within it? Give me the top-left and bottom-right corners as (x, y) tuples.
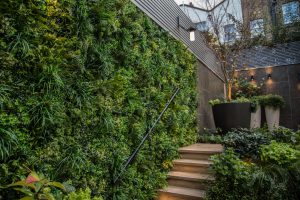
(224, 23), (236, 42)
(250, 18), (264, 37)
(282, 1), (300, 25)
(197, 21), (209, 32)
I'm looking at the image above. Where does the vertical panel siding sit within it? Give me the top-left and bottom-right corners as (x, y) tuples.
(131, 0), (225, 82)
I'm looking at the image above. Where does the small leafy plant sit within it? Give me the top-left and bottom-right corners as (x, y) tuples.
(208, 98), (224, 106)
(209, 97), (251, 106)
(198, 128), (223, 144)
(6, 171), (68, 200)
(207, 149), (253, 200)
(271, 127), (299, 145)
(64, 188), (103, 200)
(223, 128), (270, 159)
(233, 78), (263, 99)
(260, 94), (285, 108)
(260, 141), (299, 165)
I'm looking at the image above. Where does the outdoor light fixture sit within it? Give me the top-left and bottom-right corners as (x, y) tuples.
(298, 73), (300, 82)
(177, 16), (196, 41)
(267, 74), (272, 79)
(250, 75), (255, 81)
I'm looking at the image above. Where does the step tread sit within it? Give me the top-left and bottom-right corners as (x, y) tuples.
(174, 159), (213, 166)
(179, 143), (223, 154)
(168, 171), (214, 181)
(159, 186), (206, 198)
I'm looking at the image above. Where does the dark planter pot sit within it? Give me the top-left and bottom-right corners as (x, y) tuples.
(212, 102), (252, 133)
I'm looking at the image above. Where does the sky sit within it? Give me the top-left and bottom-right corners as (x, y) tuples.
(174, 0), (224, 10)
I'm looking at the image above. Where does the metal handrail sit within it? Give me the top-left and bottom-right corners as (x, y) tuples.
(113, 88), (180, 184)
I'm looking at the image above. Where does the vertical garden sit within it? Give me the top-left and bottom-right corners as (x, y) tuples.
(0, 0), (197, 199)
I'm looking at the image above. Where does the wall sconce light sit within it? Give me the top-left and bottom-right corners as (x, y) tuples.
(177, 16), (196, 41)
(298, 72), (300, 82)
(250, 75), (255, 81)
(267, 74), (272, 79)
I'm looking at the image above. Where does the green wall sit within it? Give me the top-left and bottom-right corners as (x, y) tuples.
(0, 0), (197, 199)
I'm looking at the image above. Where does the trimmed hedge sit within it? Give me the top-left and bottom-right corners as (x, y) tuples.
(0, 0), (197, 199)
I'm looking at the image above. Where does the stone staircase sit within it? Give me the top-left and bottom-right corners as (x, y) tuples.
(158, 143), (223, 200)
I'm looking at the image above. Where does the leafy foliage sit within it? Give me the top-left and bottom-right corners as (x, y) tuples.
(207, 149), (253, 200)
(233, 78), (262, 99)
(207, 128), (300, 200)
(64, 188), (103, 200)
(223, 129), (270, 159)
(260, 141), (300, 165)
(5, 171), (70, 200)
(270, 127), (300, 145)
(0, 0), (197, 199)
(260, 94), (286, 108)
(198, 128), (223, 144)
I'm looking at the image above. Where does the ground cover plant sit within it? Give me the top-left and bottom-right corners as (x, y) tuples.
(203, 127), (300, 200)
(0, 0), (197, 199)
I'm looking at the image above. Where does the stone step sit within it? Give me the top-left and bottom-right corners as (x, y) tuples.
(157, 143), (223, 199)
(179, 144), (223, 160)
(173, 159), (212, 173)
(167, 171), (214, 190)
(158, 186), (205, 200)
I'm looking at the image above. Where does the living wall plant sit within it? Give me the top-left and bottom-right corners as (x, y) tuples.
(0, 0), (197, 199)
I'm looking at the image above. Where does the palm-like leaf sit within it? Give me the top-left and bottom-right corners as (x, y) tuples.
(0, 128), (18, 160)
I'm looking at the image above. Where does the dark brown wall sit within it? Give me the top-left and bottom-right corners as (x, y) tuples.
(197, 61), (225, 131)
(236, 64), (300, 129)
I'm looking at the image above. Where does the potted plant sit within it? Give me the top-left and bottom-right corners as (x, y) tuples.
(197, 5), (265, 133)
(209, 97), (255, 133)
(260, 95), (285, 131)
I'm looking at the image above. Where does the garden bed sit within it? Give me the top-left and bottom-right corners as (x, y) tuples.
(199, 127), (300, 200)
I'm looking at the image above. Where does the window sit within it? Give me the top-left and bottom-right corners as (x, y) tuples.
(250, 19), (264, 37)
(197, 21), (208, 32)
(224, 24), (236, 42)
(282, 1), (300, 24)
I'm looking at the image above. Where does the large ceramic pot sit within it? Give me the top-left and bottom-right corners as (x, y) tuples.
(250, 105), (261, 129)
(265, 106), (280, 131)
(212, 102), (252, 133)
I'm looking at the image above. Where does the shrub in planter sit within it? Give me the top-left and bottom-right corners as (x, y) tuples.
(260, 95), (285, 131)
(260, 95), (286, 108)
(223, 129), (270, 159)
(209, 98), (257, 133)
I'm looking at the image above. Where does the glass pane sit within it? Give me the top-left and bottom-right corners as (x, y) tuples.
(197, 21), (208, 31)
(250, 19), (264, 36)
(224, 24), (236, 42)
(282, 2), (300, 24)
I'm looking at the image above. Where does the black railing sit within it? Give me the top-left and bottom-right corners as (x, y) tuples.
(113, 88), (180, 184)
